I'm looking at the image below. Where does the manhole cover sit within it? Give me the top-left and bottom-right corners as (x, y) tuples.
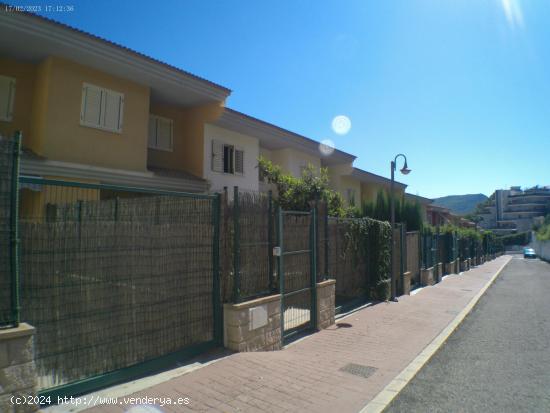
(339, 363), (377, 379)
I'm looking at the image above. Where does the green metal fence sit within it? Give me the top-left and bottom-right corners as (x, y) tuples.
(277, 208), (316, 341)
(18, 176), (221, 398)
(0, 132), (21, 328)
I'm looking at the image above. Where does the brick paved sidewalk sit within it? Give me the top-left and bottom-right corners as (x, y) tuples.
(80, 256), (511, 413)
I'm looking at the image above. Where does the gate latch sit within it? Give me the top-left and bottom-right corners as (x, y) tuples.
(272, 246), (281, 257)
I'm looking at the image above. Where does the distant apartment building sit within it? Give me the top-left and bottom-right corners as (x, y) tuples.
(478, 186), (550, 234)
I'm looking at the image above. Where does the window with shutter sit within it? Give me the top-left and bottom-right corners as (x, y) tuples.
(211, 140), (224, 172)
(0, 75), (16, 122)
(103, 90), (123, 132)
(80, 83), (124, 133)
(148, 115), (173, 151)
(235, 149), (244, 175)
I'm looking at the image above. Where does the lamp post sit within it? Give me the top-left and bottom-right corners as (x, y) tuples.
(390, 154), (411, 302)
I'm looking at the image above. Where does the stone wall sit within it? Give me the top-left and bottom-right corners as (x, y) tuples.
(224, 294), (282, 352)
(444, 260), (457, 276)
(421, 267), (435, 286)
(316, 279), (335, 329)
(0, 323), (37, 413)
(402, 271), (412, 295)
(436, 263), (443, 281)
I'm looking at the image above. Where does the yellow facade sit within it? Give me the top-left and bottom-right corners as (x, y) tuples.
(148, 101), (224, 178)
(20, 176), (100, 220)
(32, 57), (151, 171)
(361, 182), (405, 205)
(0, 58), (36, 141)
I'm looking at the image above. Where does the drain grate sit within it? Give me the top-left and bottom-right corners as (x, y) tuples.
(340, 363), (377, 379)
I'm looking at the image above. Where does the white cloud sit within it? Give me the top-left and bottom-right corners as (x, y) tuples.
(501, 0), (524, 29)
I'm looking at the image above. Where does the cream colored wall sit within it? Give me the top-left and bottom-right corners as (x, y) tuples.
(340, 175), (362, 206)
(361, 182), (405, 204)
(148, 102), (224, 178)
(269, 147), (321, 178)
(203, 123), (260, 193)
(0, 58), (36, 144)
(33, 56), (151, 172)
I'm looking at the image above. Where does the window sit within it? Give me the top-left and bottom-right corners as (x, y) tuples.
(148, 115), (173, 151)
(80, 83), (124, 133)
(211, 141), (244, 175)
(0, 75), (16, 122)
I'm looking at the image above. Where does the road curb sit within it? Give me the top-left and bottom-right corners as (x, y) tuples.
(358, 256), (513, 413)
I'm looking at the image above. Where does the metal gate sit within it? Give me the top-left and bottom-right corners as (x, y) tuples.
(17, 176), (222, 400)
(276, 208), (317, 342)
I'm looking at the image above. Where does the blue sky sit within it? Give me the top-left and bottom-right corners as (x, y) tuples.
(13, 0), (550, 198)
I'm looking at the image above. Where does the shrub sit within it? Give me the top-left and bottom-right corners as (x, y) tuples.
(499, 231), (531, 246)
(258, 157), (354, 217)
(346, 217), (392, 301)
(536, 215), (550, 241)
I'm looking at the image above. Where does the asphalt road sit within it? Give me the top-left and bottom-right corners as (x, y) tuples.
(385, 256), (550, 413)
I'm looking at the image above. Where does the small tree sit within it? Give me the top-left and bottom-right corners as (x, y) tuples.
(258, 157), (352, 217)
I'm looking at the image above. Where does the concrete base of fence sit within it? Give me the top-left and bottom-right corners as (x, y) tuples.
(0, 323), (37, 413)
(468, 258), (472, 268)
(402, 271), (412, 295)
(421, 267), (435, 286)
(436, 263), (443, 281)
(317, 279), (336, 329)
(444, 260), (457, 275)
(224, 294), (282, 352)
(224, 281), (336, 352)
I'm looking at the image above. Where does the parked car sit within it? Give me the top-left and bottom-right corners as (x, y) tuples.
(523, 247), (537, 259)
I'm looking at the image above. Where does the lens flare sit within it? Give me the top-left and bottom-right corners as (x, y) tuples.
(331, 115), (351, 135)
(319, 139), (336, 156)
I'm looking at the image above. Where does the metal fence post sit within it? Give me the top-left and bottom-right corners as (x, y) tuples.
(277, 207), (284, 337)
(324, 206), (329, 281)
(212, 192), (222, 345)
(232, 186), (241, 303)
(310, 206), (318, 330)
(10, 131), (22, 327)
(267, 190), (275, 292)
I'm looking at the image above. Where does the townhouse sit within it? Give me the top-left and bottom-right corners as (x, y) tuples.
(0, 8), (410, 216)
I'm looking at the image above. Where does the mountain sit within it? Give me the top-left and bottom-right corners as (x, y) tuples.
(432, 194), (488, 216)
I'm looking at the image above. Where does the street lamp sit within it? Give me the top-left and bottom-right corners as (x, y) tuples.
(390, 154), (411, 302)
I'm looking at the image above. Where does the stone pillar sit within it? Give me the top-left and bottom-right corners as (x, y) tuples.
(316, 279), (336, 329)
(0, 323), (37, 413)
(402, 271), (412, 295)
(224, 294), (282, 352)
(437, 263), (443, 281)
(421, 267), (435, 286)
(444, 260), (455, 275)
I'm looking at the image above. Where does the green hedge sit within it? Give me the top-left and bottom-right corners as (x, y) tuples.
(499, 231), (531, 246)
(346, 217), (392, 301)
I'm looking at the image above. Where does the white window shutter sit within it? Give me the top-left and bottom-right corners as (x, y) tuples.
(103, 90), (123, 132)
(235, 149), (244, 175)
(81, 84), (102, 127)
(211, 140), (224, 172)
(0, 76), (15, 122)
